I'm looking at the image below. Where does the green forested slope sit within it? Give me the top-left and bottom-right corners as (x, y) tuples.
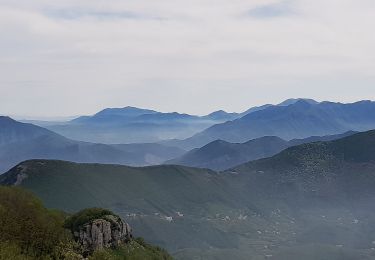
(3, 130), (375, 259)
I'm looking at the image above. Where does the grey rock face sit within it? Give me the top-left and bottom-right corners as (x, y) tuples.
(73, 215), (132, 255)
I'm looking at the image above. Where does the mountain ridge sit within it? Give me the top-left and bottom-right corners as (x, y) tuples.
(172, 100), (375, 149)
(3, 130), (375, 259)
(0, 117), (185, 173)
(37, 98), (323, 144)
(166, 132), (356, 170)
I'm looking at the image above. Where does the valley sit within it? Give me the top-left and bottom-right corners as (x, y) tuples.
(3, 130), (375, 259)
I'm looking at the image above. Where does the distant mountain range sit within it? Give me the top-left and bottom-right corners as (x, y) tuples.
(3, 130), (375, 259)
(4, 98), (375, 172)
(42, 106), (230, 144)
(0, 116), (185, 173)
(166, 131), (356, 170)
(169, 100), (375, 149)
(33, 98), (319, 144)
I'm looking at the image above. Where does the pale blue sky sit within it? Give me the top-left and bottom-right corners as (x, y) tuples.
(0, 0), (374, 117)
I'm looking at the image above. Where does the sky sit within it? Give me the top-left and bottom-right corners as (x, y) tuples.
(0, 0), (375, 118)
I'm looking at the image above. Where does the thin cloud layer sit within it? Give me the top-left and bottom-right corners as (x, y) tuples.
(246, 1), (294, 18)
(0, 0), (374, 116)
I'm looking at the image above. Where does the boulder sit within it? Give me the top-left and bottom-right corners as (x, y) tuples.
(72, 214), (132, 255)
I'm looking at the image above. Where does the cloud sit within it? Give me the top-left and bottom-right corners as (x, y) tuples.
(0, 0), (374, 116)
(44, 8), (164, 21)
(246, 1), (294, 18)
(46, 9), (140, 20)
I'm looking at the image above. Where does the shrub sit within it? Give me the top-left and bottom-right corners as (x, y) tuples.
(0, 242), (29, 260)
(0, 187), (72, 258)
(64, 207), (117, 232)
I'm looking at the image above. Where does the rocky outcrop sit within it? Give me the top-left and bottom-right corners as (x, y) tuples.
(73, 214), (132, 255)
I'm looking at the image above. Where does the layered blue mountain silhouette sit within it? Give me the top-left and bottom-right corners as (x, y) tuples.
(170, 100), (375, 149)
(0, 116), (184, 173)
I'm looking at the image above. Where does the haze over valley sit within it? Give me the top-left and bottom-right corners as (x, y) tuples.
(2, 98), (375, 259)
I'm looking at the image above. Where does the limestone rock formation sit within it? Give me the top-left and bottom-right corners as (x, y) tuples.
(72, 213), (132, 255)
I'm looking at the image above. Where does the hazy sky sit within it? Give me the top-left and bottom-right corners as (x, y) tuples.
(1, 0), (375, 117)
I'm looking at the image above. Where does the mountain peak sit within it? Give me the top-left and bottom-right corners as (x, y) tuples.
(204, 110), (239, 121)
(98, 106), (156, 113)
(121, 106), (152, 111)
(208, 110), (228, 115)
(0, 116), (23, 127)
(87, 106), (158, 119)
(208, 139), (231, 146)
(0, 116), (16, 123)
(278, 98), (318, 106)
(292, 99), (316, 108)
(123, 106), (139, 109)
